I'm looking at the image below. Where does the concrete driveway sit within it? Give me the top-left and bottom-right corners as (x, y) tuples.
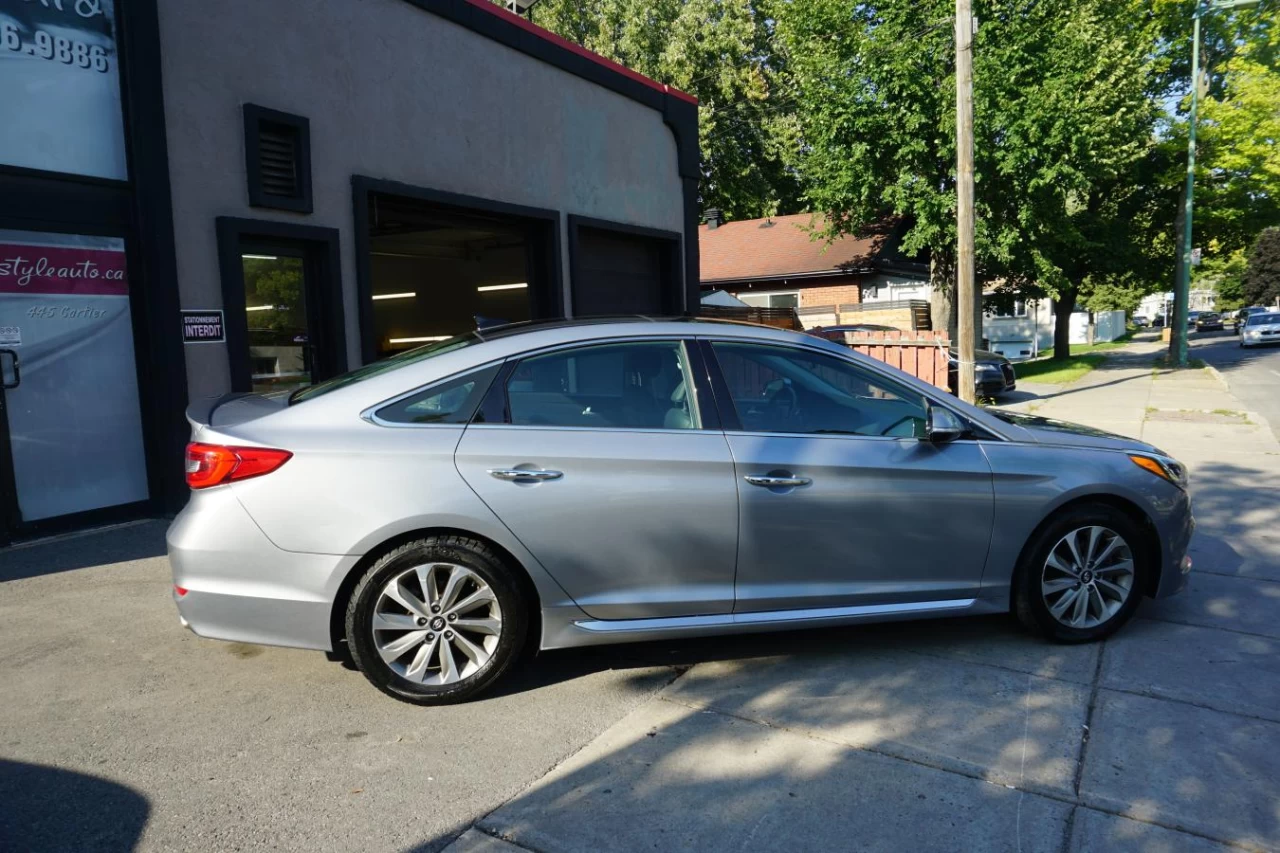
(3, 341), (1279, 852)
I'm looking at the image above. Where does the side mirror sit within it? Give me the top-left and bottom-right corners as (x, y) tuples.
(925, 404), (965, 443)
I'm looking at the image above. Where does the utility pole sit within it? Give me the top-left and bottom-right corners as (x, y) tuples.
(955, 0), (976, 403)
(1172, 0), (1259, 366)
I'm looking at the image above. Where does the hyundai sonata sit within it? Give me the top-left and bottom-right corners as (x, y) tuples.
(169, 318), (1192, 704)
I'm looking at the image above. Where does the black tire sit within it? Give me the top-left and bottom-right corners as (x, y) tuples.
(1013, 504), (1149, 643)
(345, 535), (528, 705)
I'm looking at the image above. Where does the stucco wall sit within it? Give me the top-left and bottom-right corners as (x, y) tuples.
(158, 0), (685, 399)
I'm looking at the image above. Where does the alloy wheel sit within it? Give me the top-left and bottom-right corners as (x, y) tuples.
(1041, 525), (1135, 629)
(372, 562), (503, 684)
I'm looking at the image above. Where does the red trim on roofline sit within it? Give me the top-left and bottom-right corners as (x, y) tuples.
(465, 0), (698, 105)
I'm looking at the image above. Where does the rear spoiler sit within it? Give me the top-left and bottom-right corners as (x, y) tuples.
(185, 393), (284, 430)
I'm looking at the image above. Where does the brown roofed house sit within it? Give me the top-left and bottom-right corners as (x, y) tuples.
(698, 211), (931, 331)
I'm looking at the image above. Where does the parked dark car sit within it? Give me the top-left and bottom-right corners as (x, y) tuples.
(811, 325), (1016, 399)
(1194, 312), (1224, 332)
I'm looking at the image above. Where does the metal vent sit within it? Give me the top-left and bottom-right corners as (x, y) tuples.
(257, 122), (299, 198)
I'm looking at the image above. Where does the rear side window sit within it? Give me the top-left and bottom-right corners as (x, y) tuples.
(505, 341), (699, 430)
(375, 364), (500, 425)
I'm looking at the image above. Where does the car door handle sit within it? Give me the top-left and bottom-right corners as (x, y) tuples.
(488, 468), (563, 481)
(744, 475), (811, 488)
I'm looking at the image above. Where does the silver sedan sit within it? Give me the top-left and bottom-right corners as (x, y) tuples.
(169, 318), (1193, 704)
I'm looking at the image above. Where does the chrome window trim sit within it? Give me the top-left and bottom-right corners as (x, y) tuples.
(462, 423), (726, 437)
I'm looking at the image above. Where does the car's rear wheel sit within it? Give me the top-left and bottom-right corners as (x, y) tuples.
(1014, 505), (1148, 642)
(345, 536), (528, 704)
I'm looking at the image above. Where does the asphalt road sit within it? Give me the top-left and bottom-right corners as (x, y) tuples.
(1188, 327), (1280, 433)
(0, 522), (681, 853)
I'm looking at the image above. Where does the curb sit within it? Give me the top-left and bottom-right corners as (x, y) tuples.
(1204, 363), (1231, 391)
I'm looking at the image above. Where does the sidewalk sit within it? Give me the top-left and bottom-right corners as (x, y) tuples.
(447, 340), (1280, 853)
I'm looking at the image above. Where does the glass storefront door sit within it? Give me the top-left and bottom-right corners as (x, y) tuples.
(0, 229), (148, 535)
(241, 251), (312, 394)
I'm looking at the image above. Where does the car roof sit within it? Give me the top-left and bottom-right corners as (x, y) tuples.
(471, 314), (774, 342)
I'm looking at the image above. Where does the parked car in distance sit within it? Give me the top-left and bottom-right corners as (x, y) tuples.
(1131, 315), (1150, 328)
(810, 324), (1017, 399)
(1240, 311), (1280, 348)
(169, 317), (1193, 704)
(1194, 312), (1224, 332)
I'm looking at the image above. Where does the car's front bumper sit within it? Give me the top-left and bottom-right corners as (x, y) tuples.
(168, 487), (356, 651)
(1152, 487), (1194, 598)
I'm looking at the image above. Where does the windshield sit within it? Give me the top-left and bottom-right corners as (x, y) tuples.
(1247, 313), (1280, 327)
(288, 333), (483, 404)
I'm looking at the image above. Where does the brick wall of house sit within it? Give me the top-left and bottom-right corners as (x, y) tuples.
(798, 278), (862, 308)
(839, 305), (918, 331)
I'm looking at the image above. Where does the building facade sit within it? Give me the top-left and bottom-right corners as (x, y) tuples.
(0, 0), (698, 544)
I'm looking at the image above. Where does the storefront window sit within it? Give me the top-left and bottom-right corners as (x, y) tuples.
(241, 253), (311, 394)
(0, 228), (147, 524)
(0, 0), (128, 180)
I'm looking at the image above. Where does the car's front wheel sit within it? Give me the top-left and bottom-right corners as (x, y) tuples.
(345, 535), (528, 704)
(1014, 505), (1149, 642)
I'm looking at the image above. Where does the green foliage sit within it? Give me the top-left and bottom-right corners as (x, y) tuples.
(517, 0), (802, 219)
(1195, 247), (1248, 311)
(773, 0), (1161, 356)
(1243, 227), (1280, 307)
(1180, 5), (1280, 259)
(1016, 354), (1106, 384)
(1085, 282), (1147, 314)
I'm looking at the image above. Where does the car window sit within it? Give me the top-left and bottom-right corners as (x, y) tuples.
(1247, 313), (1280, 326)
(711, 341), (928, 438)
(290, 333), (483, 404)
(506, 341), (699, 430)
(375, 364), (500, 425)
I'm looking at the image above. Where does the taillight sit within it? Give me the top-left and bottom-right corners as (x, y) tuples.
(185, 443), (292, 489)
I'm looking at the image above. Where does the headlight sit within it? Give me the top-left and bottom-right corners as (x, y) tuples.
(1129, 454), (1188, 489)
(976, 365), (1000, 377)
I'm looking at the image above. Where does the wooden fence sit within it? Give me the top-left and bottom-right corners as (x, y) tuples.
(823, 329), (952, 390)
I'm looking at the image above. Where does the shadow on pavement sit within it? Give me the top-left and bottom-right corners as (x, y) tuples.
(0, 520), (167, 583)
(0, 759), (150, 852)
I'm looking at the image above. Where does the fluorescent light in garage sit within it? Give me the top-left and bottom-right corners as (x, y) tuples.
(245, 305), (275, 312)
(389, 336), (449, 344)
(241, 254), (279, 261)
(372, 292), (416, 301)
(477, 282), (527, 292)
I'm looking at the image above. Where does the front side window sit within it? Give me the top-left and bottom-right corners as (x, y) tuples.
(506, 341), (698, 430)
(711, 341), (928, 438)
(375, 364), (500, 425)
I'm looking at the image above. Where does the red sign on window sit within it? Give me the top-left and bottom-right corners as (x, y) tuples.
(0, 243), (129, 296)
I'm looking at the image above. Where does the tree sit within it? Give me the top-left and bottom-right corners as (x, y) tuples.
(773, 0), (1160, 357)
(1243, 228), (1280, 307)
(513, 0), (802, 219)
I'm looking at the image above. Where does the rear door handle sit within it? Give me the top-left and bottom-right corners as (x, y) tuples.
(744, 475), (811, 488)
(488, 468), (563, 482)
(0, 349), (18, 390)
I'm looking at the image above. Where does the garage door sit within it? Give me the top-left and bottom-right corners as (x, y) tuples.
(571, 225), (678, 316)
